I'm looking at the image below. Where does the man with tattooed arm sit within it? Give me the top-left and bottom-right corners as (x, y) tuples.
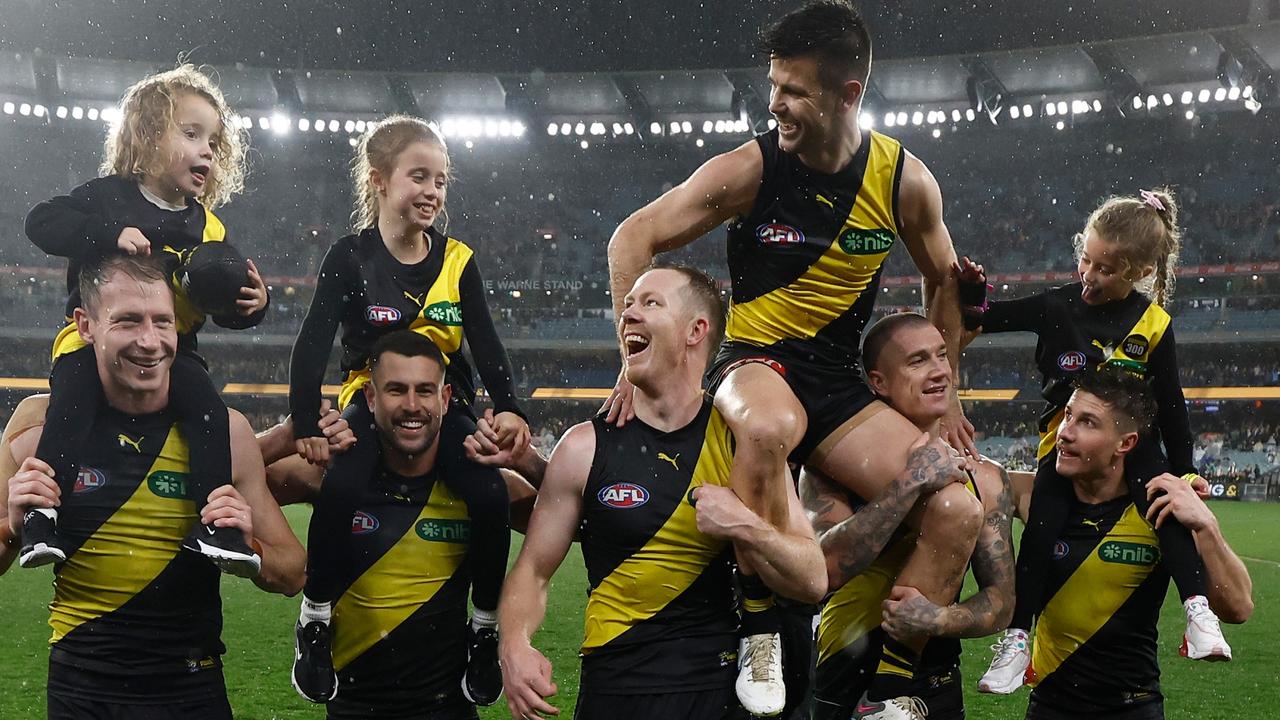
(803, 312), (1016, 720)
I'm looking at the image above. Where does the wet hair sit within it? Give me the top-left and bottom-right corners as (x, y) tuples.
(79, 254), (171, 317)
(1073, 367), (1158, 436)
(860, 312), (934, 375)
(101, 63), (247, 209)
(369, 330), (446, 380)
(1074, 187), (1183, 307)
(645, 263), (727, 359)
(760, 0), (873, 90)
(351, 115), (451, 232)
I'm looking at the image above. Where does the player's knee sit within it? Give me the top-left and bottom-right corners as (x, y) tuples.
(920, 482), (983, 538)
(732, 408), (802, 461)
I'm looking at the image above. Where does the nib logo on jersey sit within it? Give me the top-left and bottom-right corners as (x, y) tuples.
(417, 519), (470, 543)
(366, 305), (402, 326)
(598, 482), (650, 509)
(1098, 541), (1160, 566)
(351, 511), (380, 535)
(73, 467), (107, 494)
(837, 227), (895, 255)
(147, 471), (187, 499)
(424, 301), (463, 326)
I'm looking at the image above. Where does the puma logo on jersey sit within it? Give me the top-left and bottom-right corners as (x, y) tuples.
(403, 291), (426, 307)
(117, 433), (144, 453)
(1081, 518), (1102, 530)
(657, 452), (680, 470)
(1091, 339), (1114, 356)
(815, 193), (834, 209)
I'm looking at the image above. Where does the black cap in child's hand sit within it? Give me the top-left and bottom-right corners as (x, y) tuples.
(179, 242), (250, 317)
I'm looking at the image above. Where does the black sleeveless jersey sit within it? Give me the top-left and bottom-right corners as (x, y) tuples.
(723, 128), (905, 368)
(48, 405), (223, 676)
(327, 467), (472, 718)
(578, 399), (739, 694)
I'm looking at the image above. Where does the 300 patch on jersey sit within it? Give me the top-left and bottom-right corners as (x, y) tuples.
(598, 483), (650, 509)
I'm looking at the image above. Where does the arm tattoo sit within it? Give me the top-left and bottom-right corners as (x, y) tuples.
(949, 464), (1017, 637)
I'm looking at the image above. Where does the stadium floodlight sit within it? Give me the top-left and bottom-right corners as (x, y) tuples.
(911, 111), (923, 125)
(298, 118), (310, 132)
(612, 122), (623, 135)
(102, 106), (121, 124)
(1009, 105), (1020, 120)
(1092, 99), (1103, 113)
(1056, 101), (1068, 115)
(1146, 95), (1159, 109)
(1055, 120), (1065, 130)
(1181, 91), (1193, 105)
(951, 109), (961, 122)
(1045, 103), (1057, 116)
(344, 120), (356, 133)
(356, 120), (367, 133)
(589, 122), (605, 136)
(1185, 110), (1195, 120)
(71, 106), (84, 119)
(931, 128), (941, 138)
(669, 121), (681, 134)
(861, 112), (875, 129)
(257, 116), (270, 130)
(18, 103), (30, 116)
(767, 118), (777, 129)
(55, 106), (67, 119)
(884, 113), (896, 128)
(87, 107), (99, 120)
(560, 122), (571, 135)
(1214, 87), (1227, 101)
(1021, 103), (1033, 117)
(696, 138), (705, 147)
(574, 122), (586, 136)
(965, 108), (976, 122)
(271, 113), (290, 135)
(1198, 88), (1211, 103)
(1162, 93), (1173, 106)
(649, 121), (662, 135)
(547, 122), (558, 136)
(1228, 86), (1241, 101)
(681, 121), (692, 133)
(465, 140), (474, 149)
(703, 120), (714, 133)
(328, 119), (340, 132)
(512, 121), (526, 137)
(623, 122), (634, 134)
(485, 119), (499, 137)
(579, 140), (588, 149)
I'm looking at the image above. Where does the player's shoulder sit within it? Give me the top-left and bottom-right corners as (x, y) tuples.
(2, 394), (51, 460)
(973, 457), (1011, 510)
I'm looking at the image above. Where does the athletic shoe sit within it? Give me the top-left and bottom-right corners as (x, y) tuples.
(461, 623), (503, 706)
(851, 692), (929, 720)
(181, 523), (261, 578)
(1181, 595), (1232, 661)
(978, 628), (1030, 694)
(735, 632), (785, 717)
(18, 509), (65, 568)
(292, 621), (338, 702)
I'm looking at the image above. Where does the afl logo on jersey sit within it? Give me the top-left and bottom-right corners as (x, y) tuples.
(365, 305), (402, 326)
(351, 511), (380, 535)
(756, 223), (805, 246)
(73, 467), (107, 494)
(1058, 351), (1087, 372)
(598, 483), (650, 509)
(1052, 540), (1070, 560)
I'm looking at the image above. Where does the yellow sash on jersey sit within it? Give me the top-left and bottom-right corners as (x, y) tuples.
(725, 131), (902, 348)
(331, 480), (470, 671)
(50, 426), (195, 642)
(581, 411), (735, 653)
(336, 237), (471, 409)
(1037, 301), (1171, 460)
(1029, 504), (1159, 685)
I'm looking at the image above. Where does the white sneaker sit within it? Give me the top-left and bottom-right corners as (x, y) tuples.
(851, 692), (929, 719)
(735, 632), (785, 717)
(977, 628), (1030, 694)
(1181, 595), (1232, 661)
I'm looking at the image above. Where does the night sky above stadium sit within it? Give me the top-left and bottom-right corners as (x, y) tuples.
(0, 0), (1255, 72)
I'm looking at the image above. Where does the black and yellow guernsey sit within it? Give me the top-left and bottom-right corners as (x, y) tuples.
(48, 405), (224, 697)
(1028, 495), (1168, 714)
(979, 284), (1194, 474)
(327, 465), (473, 719)
(25, 175), (268, 358)
(815, 475), (979, 704)
(288, 226), (522, 440)
(724, 127), (905, 369)
(578, 398), (739, 694)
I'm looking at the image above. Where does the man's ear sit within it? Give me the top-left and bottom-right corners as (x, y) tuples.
(866, 368), (888, 397)
(441, 382), (453, 412)
(840, 78), (864, 113)
(687, 316), (710, 350)
(73, 307), (94, 346)
(363, 382), (376, 412)
(1116, 430), (1140, 458)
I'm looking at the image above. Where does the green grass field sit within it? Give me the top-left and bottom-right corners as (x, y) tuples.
(1, 503), (1277, 719)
